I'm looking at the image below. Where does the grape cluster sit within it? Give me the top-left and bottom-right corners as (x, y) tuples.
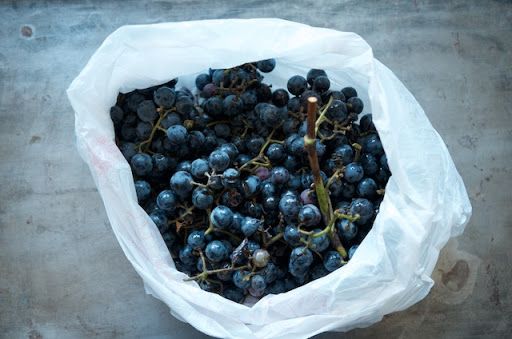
(110, 59), (391, 303)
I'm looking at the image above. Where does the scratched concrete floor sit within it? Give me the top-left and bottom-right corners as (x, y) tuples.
(0, 1), (511, 338)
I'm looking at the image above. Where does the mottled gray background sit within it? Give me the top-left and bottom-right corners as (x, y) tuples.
(0, 0), (511, 338)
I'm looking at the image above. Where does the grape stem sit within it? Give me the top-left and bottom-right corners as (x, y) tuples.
(304, 97), (333, 224)
(240, 125), (250, 138)
(325, 168), (344, 190)
(238, 124), (283, 171)
(191, 180), (209, 188)
(204, 208), (214, 235)
(183, 265), (249, 282)
(206, 278), (224, 292)
(216, 78), (259, 96)
(314, 96), (334, 134)
(268, 139), (284, 144)
(264, 232), (284, 247)
(310, 216), (336, 239)
(137, 110), (169, 151)
(202, 209), (241, 241)
(304, 97), (360, 258)
(169, 205), (196, 224)
(333, 211), (360, 222)
(333, 123), (351, 132)
(352, 143), (362, 162)
(206, 120), (230, 127)
(316, 195), (356, 256)
(304, 96), (351, 257)
(318, 130), (337, 142)
(309, 210), (359, 258)
(304, 97), (351, 258)
(199, 249), (208, 274)
(329, 231), (347, 259)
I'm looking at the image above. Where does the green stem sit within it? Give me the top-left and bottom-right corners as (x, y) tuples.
(191, 181), (208, 188)
(264, 232), (283, 247)
(207, 120), (230, 127)
(257, 127), (280, 158)
(309, 213), (355, 237)
(251, 161), (271, 167)
(199, 250), (208, 273)
(318, 130), (337, 142)
(304, 97), (332, 224)
(314, 96), (334, 134)
(204, 208), (214, 235)
(238, 125), (282, 171)
(311, 216), (337, 238)
(325, 168), (343, 190)
(310, 210), (359, 259)
(333, 211), (360, 223)
(137, 111), (169, 151)
(330, 231), (348, 259)
(268, 139), (284, 144)
(183, 265), (249, 281)
(316, 181), (331, 224)
(169, 205), (196, 224)
(240, 125), (250, 138)
(299, 229), (314, 235)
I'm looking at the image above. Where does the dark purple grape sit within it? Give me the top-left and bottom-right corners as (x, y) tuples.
(204, 97), (223, 117)
(137, 100), (157, 122)
(110, 105), (124, 124)
(326, 99), (348, 121)
(287, 96), (302, 113)
(176, 96), (194, 115)
(313, 75), (330, 94)
(347, 97), (364, 114)
(256, 103), (280, 127)
(256, 59), (276, 73)
(357, 177), (378, 198)
(341, 87), (358, 99)
(287, 75), (308, 96)
(361, 153), (378, 176)
(344, 162), (364, 183)
(224, 95), (243, 116)
(241, 90), (258, 110)
(272, 89), (289, 107)
(195, 74), (211, 91)
(360, 114), (375, 132)
(256, 83), (272, 102)
(266, 143), (286, 163)
(154, 87), (176, 108)
(135, 121), (152, 140)
(201, 83), (217, 98)
(306, 69), (327, 86)
(125, 92), (145, 113)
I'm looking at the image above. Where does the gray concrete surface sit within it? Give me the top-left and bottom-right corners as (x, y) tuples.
(1, 0), (511, 338)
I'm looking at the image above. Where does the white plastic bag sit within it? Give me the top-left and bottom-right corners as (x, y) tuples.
(67, 19), (472, 339)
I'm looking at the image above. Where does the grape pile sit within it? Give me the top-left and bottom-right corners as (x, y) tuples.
(110, 59), (391, 303)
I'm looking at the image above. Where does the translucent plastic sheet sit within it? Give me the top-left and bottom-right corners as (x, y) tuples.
(67, 19), (472, 339)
